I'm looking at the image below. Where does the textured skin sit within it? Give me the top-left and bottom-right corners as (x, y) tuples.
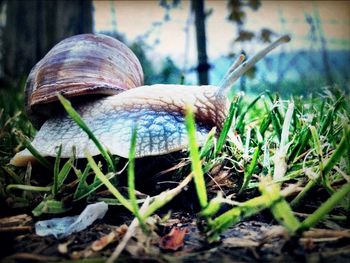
(25, 34), (143, 128)
(11, 85), (229, 166)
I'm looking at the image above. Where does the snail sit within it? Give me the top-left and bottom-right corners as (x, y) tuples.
(10, 34), (290, 166)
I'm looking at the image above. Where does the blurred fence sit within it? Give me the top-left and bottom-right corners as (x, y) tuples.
(206, 6), (350, 96)
(99, 2), (350, 96)
(223, 7), (350, 96)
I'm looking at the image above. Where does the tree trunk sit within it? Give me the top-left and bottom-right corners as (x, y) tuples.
(192, 0), (209, 85)
(2, 0), (93, 80)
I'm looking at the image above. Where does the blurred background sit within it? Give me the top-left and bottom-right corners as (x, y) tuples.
(0, 0), (349, 96)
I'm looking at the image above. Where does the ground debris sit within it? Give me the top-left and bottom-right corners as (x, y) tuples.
(3, 252), (60, 262)
(0, 214), (32, 233)
(0, 214), (349, 262)
(91, 224), (128, 251)
(35, 202), (108, 237)
(159, 226), (189, 251)
(223, 237), (260, 248)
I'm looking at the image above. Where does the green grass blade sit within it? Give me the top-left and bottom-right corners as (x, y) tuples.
(289, 126), (311, 163)
(235, 93), (263, 133)
(52, 145), (62, 196)
(207, 186), (282, 242)
(310, 126), (333, 193)
(57, 94), (116, 172)
(259, 110), (272, 137)
(185, 106), (208, 209)
(32, 199), (71, 217)
(14, 130), (50, 169)
(200, 193), (224, 218)
(323, 125), (349, 176)
(199, 127), (216, 159)
(298, 182), (350, 232)
(319, 95), (344, 135)
(259, 178), (300, 234)
(215, 100), (237, 156)
(291, 127), (349, 207)
(73, 164), (91, 200)
(85, 151), (132, 212)
(128, 127), (146, 230)
(57, 158), (73, 189)
(239, 143), (262, 193)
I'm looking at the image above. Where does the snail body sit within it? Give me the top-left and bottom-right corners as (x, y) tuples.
(12, 85), (228, 166)
(11, 34), (290, 166)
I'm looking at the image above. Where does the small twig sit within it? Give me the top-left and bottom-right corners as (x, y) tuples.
(107, 197), (151, 263)
(5, 253), (60, 262)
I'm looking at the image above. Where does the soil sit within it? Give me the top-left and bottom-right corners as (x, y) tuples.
(0, 208), (349, 263)
(1, 157), (349, 262)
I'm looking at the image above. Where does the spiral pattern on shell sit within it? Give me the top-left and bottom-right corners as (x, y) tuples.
(25, 33), (144, 127)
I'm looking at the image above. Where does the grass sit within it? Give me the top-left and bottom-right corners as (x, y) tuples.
(0, 80), (349, 245)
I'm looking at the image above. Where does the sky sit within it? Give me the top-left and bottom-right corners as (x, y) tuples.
(94, 0), (350, 69)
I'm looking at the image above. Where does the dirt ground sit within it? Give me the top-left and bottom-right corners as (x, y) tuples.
(1, 207), (349, 263)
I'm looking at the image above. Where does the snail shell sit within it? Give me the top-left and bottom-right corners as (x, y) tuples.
(11, 84), (229, 166)
(25, 34), (144, 128)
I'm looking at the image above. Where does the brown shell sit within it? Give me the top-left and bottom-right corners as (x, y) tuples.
(25, 33), (144, 128)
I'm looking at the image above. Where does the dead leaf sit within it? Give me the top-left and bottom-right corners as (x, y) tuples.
(159, 227), (188, 251)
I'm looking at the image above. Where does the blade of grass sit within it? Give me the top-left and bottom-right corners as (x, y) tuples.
(298, 182), (350, 232)
(319, 95), (344, 135)
(259, 110), (272, 136)
(310, 126), (333, 193)
(32, 199), (71, 217)
(185, 105), (208, 209)
(57, 94), (116, 172)
(14, 130), (50, 169)
(127, 127), (146, 231)
(73, 164), (91, 200)
(199, 127), (216, 159)
(323, 125), (349, 176)
(200, 192), (225, 218)
(259, 178), (300, 234)
(56, 158), (73, 190)
(85, 151), (132, 212)
(234, 93), (263, 133)
(215, 99), (237, 156)
(206, 185), (282, 242)
(289, 125), (312, 163)
(280, 102), (294, 149)
(291, 126), (349, 207)
(52, 145), (62, 196)
(239, 142), (262, 194)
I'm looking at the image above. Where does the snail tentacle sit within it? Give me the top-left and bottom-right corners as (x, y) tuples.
(218, 35), (291, 96)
